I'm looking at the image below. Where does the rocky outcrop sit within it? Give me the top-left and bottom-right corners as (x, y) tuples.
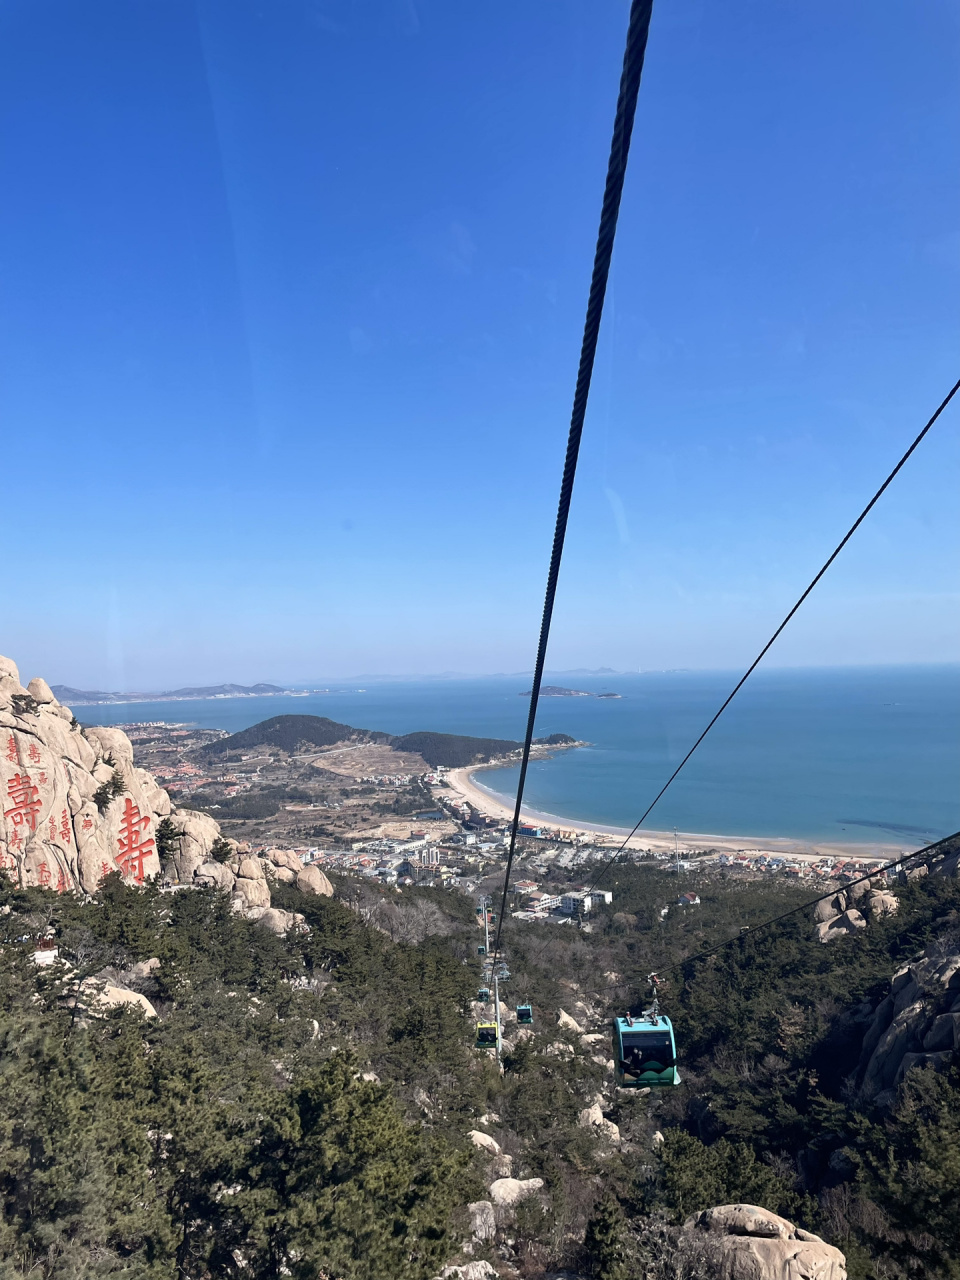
(0, 653), (313, 931)
(151, 818), (310, 928)
(557, 1009), (582, 1033)
(468, 1130), (502, 1158)
(246, 905), (307, 935)
(79, 978), (158, 1019)
(816, 839), (960, 943)
(261, 848), (301, 885)
(436, 1263), (498, 1280)
(465, 1200), (496, 1242)
(467, 1127), (512, 1177)
(815, 878), (896, 942)
(816, 907), (867, 943)
(858, 941), (960, 1102)
(488, 1177), (544, 1207)
(577, 1100), (620, 1143)
(164, 808), (221, 884)
(0, 654), (166, 894)
(686, 1204), (846, 1279)
(297, 863), (334, 896)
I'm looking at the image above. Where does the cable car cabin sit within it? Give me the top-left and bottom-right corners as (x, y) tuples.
(477, 986), (491, 1002)
(475, 1022), (499, 1051)
(613, 1015), (680, 1087)
(477, 945), (486, 956)
(516, 1004), (534, 1026)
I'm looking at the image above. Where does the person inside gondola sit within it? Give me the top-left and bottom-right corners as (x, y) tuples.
(619, 1029), (675, 1079)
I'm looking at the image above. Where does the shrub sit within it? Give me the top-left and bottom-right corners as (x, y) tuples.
(93, 768), (126, 814)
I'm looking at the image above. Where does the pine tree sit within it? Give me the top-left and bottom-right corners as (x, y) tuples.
(584, 1191), (629, 1280)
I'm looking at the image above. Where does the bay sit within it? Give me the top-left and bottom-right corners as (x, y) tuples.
(75, 665), (959, 846)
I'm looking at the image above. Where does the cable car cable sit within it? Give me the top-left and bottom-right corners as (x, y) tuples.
(560, 375), (960, 909)
(491, 0), (657, 959)
(516, 379), (959, 973)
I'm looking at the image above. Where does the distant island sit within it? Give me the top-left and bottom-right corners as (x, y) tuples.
(520, 685), (620, 698)
(51, 682), (300, 705)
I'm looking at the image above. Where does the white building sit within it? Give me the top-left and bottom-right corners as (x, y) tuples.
(560, 893), (591, 914)
(559, 887), (613, 914)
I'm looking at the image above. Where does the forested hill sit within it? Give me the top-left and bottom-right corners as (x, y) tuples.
(4, 855), (960, 1277)
(389, 730), (521, 767)
(203, 714), (390, 755)
(203, 714), (574, 767)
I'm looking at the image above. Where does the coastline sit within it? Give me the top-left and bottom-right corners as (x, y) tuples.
(444, 764), (920, 861)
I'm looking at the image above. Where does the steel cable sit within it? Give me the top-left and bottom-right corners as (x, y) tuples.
(507, 375), (960, 973)
(561, 376), (960, 909)
(491, 0), (657, 957)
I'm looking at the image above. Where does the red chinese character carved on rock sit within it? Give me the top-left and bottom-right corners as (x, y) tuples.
(27, 743), (41, 765)
(60, 809), (71, 846)
(101, 860), (112, 880)
(38, 771), (48, 785)
(56, 867), (67, 893)
(116, 798), (154, 884)
(4, 773), (41, 832)
(82, 817), (93, 831)
(37, 861), (51, 888)
(9, 831), (23, 852)
(49, 816), (58, 842)
(5, 736), (18, 764)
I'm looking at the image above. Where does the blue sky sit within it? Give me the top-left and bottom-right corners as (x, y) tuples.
(2, 0), (957, 689)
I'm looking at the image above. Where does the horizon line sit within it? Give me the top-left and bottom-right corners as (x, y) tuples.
(49, 658), (960, 698)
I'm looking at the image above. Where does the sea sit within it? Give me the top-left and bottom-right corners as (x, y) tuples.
(75, 666), (959, 850)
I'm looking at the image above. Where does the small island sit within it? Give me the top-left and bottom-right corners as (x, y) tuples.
(521, 685), (620, 698)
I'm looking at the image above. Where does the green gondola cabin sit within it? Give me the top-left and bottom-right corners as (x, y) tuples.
(613, 1014), (680, 1086)
(516, 1004), (534, 1026)
(477, 986), (491, 1002)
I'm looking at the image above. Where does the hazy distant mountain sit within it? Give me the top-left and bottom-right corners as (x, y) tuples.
(51, 682), (289, 705)
(548, 667), (619, 675)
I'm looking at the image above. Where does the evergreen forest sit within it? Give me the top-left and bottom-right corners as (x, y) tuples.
(1, 861), (958, 1279)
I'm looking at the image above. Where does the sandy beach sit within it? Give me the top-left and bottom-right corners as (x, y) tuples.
(443, 765), (919, 861)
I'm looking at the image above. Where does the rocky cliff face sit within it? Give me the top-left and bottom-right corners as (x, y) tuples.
(814, 877), (898, 942)
(856, 938), (960, 1104)
(0, 654), (333, 922)
(814, 836), (960, 943)
(0, 655), (169, 893)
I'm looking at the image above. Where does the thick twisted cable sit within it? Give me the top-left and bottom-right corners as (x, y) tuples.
(517, 375), (960, 971)
(570, 374), (960, 905)
(492, 0), (656, 957)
